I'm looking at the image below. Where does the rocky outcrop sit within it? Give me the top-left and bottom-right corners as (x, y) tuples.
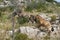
(6, 25), (60, 40)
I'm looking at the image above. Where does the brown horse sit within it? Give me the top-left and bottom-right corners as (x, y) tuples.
(34, 15), (54, 32)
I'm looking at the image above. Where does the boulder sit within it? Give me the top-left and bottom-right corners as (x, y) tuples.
(6, 25), (60, 40)
(39, 13), (51, 21)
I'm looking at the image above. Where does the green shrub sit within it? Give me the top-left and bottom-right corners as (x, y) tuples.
(15, 33), (33, 40)
(51, 15), (56, 21)
(24, 1), (46, 12)
(17, 16), (29, 24)
(15, 33), (27, 40)
(0, 0), (3, 2)
(25, 6), (33, 12)
(6, 6), (14, 12)
(0, 11), (4, 20)
(0, 6), (14, 12)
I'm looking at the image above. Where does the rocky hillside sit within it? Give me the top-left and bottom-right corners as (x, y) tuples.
(0, 0), (60, 40)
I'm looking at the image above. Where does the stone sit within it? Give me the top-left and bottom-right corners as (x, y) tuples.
(39, 13), (51, 21)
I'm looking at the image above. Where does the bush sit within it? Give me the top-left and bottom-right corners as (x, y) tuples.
(0, 6), (14, 12)
(25, 1), (46, 12)
(25, 6), (33, 12)
(17, 16), (29, 24)
(15, 33), (28, 40)
(0, 11), (4, 20)
(51, 15), (56, 21)
(15, 33), (33, 40)
(0, 0), (3, 2)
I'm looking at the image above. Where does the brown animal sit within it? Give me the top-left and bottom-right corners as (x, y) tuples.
(34, 15), (53, 32)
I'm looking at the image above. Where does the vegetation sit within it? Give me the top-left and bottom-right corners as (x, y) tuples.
(0, 0), (3, 2)
(25, 1), (47, 12)
(46, 0), (55, 2)
(15, 33), (33, 40)
(0, 6), (14, 12)
(0, 0), (60, 40)
(0, 11), (2, 17)
(45, 10), (53, 13)
(51, 15), (56, 21)
(17, 16), (29, 24)
(24, 0), (58, 13)
(56, 2), (60, 7)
